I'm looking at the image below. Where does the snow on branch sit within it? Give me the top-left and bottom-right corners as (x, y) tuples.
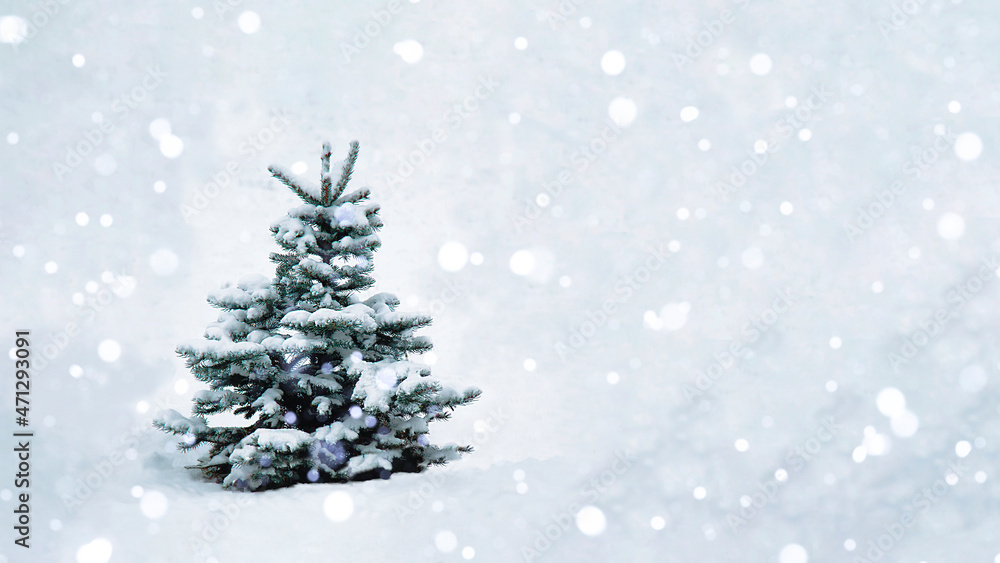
(154, 409), (208, 435)
(268, 164), (322, 205)
(331, 140), (360, 203)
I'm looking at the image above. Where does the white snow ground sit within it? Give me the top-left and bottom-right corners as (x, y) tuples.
(2, 1), (1000, 562)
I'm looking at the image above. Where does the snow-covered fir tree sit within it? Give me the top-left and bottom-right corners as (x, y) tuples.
(155, 141), (481, 491)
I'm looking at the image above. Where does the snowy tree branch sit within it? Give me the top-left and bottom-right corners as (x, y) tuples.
(331, 140), (359, 203)
(268, 165), (322, 205)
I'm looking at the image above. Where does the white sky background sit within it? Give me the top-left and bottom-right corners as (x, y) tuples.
(2, 1), (1000, 562)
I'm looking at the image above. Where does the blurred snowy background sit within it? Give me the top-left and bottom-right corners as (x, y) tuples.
(2, 0), (1000, 561)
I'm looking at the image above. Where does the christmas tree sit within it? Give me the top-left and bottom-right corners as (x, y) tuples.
(155, 141), (481, 491)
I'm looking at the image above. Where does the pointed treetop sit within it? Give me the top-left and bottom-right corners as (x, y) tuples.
(267, 140), (361, 206)
(320, 141), (333, 203)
